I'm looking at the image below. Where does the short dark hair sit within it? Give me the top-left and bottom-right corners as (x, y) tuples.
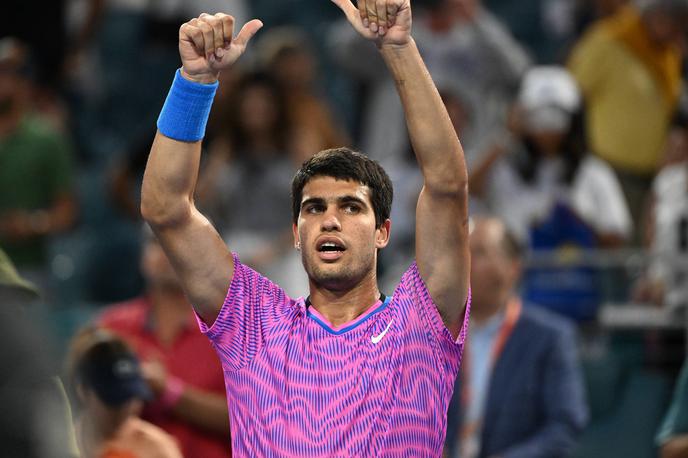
(291, 148), (393, 228)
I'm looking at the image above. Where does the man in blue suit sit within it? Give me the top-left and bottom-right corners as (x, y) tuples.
(445, 217), (588, 458)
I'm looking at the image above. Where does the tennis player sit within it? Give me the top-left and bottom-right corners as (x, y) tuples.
(141, 0), (471, 455)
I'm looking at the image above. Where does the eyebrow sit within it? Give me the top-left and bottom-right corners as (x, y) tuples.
(300, 195), (369, 209)
(337, 195), (367, 207)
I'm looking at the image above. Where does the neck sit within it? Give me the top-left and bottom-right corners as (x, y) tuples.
(307, 270), (381, 327)
(78, 411), (122, 455)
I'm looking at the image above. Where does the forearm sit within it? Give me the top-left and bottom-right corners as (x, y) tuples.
(0, 195), (77, 239)
(142, 63), (222, 228)
(171, 386), (230, 436)
(141, 11), (259, 228)
(141, 132), (203, 227)
(380, 39), (467, 193)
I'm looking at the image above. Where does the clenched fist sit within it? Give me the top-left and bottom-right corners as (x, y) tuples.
(178, 13), (263, 84)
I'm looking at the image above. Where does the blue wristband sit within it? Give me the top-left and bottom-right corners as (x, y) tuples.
(157, 69), (219, 142)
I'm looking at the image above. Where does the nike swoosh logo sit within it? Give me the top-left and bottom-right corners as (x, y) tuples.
(371, 319), (394, 344)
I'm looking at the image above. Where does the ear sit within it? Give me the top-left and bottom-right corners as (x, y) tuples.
(292, 223), (300, 250)
(375, 219), (392, 249)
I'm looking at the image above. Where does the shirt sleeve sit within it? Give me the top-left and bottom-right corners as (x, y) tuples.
(401, 262), (471, 371)
(195, 253), (295, 372)
(571, 157), (633, 238)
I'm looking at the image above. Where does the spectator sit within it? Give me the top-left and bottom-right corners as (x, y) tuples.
(65, 327), (182, 458)
(328, 0), (530, 167)
(0, 246), (79, 458)
(1, 0), (69, 124)
(445, 217), (588, 458)
(470, 66), (632, 318)
(198, 71), (307, 295)
(98, 227), (231, 458)
(198, 71), (293, 237)
(0, 38), (77, 288)
(568, 0), (688, 237)
(634, 113), (688, 308)
(256, 26), (350, 162)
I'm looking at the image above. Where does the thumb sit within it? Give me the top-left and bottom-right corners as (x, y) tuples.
(331, 0), (360, 23)
(234, 19), (264, 48)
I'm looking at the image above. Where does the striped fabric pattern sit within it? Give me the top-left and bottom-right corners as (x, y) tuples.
(197, 254), (470, 457)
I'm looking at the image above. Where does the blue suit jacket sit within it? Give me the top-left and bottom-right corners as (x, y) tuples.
(445, 305), (588, 458)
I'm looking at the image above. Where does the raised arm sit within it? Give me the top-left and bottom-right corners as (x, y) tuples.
(331, 0), (470, 336)
(141, 13), (262, 324)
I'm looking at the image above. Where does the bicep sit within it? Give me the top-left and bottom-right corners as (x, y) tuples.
(153, 207), (233, 325)
(415, 186), (470, 336)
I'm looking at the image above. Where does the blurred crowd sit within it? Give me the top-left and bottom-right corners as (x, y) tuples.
(1, 0), (688, 456)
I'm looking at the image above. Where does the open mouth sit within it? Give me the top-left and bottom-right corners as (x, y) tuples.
(318, 241), (346, 253)
(316, 239), (347, 260)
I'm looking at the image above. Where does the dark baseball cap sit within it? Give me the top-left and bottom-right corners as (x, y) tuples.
(76, 338), (151, 407)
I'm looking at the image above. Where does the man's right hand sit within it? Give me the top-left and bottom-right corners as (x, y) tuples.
(178, 13), (263, 84)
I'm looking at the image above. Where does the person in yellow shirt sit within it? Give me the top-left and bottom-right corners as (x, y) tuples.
(568, 0), (687, 238)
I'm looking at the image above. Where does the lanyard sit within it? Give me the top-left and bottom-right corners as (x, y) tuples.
(458, 297), (522, 455)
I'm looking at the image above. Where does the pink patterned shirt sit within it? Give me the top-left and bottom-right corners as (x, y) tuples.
(197, 254), (470, 457)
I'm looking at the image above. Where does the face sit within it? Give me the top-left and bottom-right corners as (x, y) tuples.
(0, 67), (24, 117)
(274, 51), (315, 88)
(293, 176), (390, 291)
(140, 239), (181, 290)
(527, 130), (566, 156)
(469, 219), (520, 312)
(644, 9), (686, 47)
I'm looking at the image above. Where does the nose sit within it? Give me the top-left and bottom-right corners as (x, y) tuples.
(321, 209), (342, 232)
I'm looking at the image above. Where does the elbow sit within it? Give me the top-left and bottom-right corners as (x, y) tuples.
(140, 189), (192, 229)
(422, 154), (468, 197)
(425, 174), (469, 199)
